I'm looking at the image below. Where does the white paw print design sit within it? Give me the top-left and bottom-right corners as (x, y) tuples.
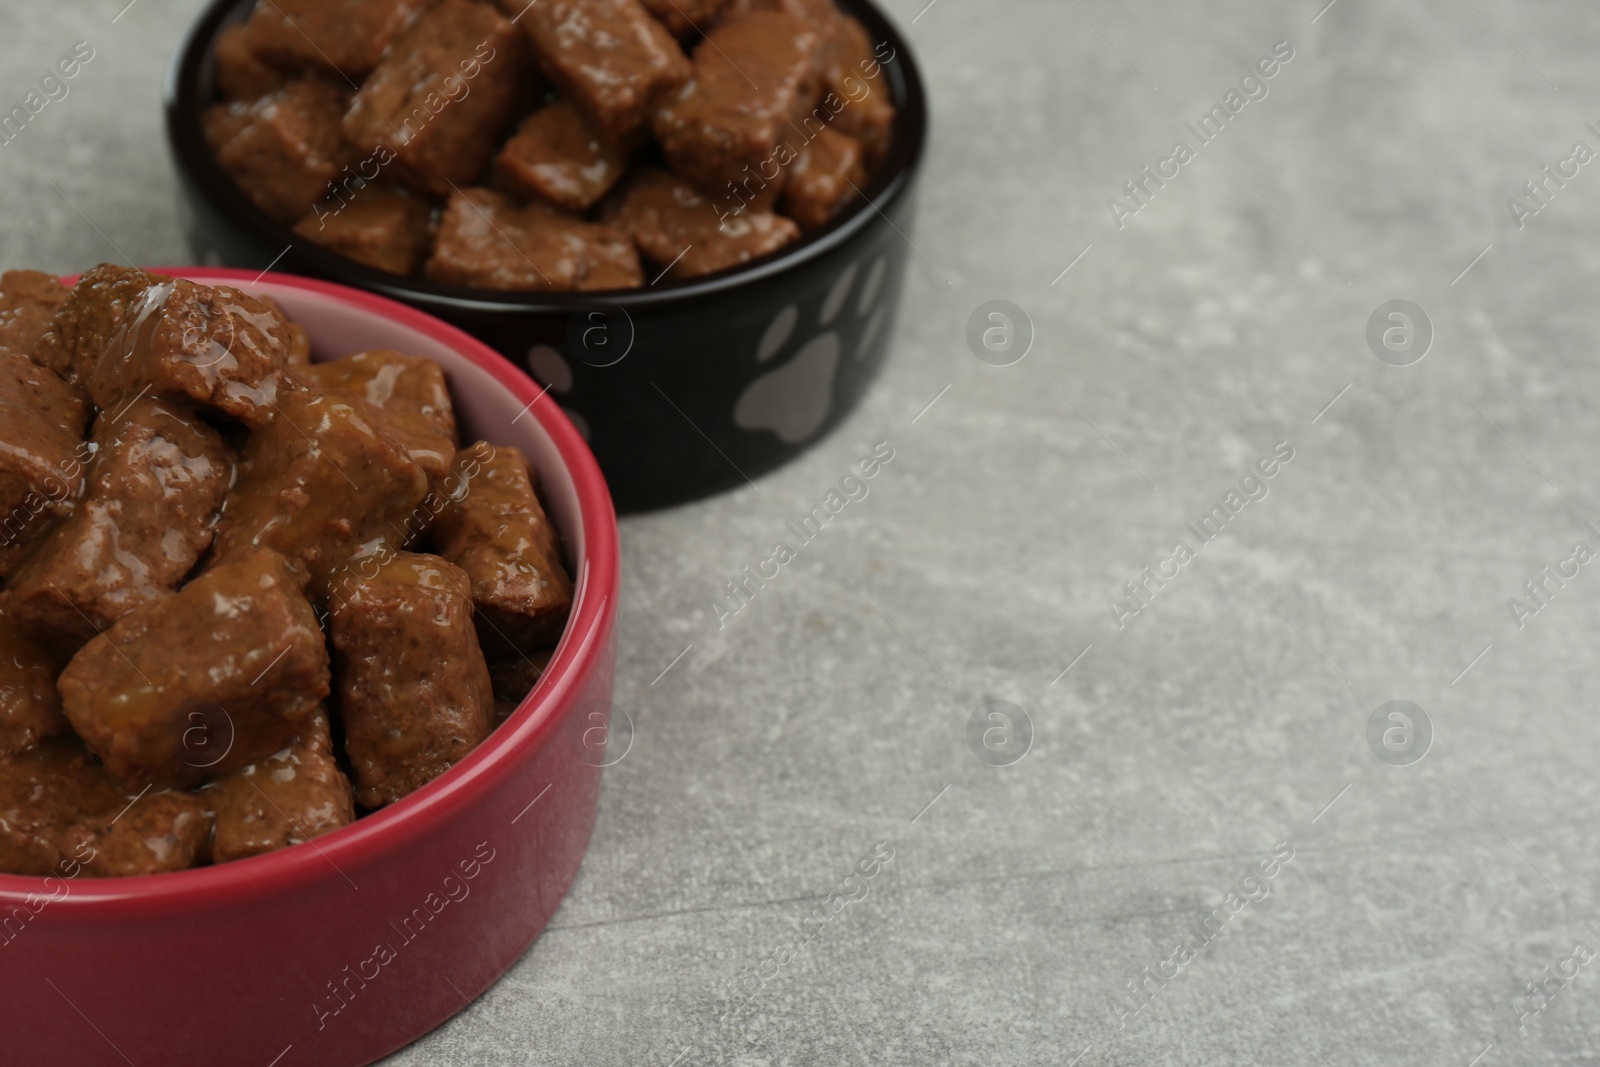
(524, 343), (590, 440)
(733, 254), (889, 444)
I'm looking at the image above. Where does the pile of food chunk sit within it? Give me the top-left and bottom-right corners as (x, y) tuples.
(0, 265), (570, 878)
(204, 0), (897, 288)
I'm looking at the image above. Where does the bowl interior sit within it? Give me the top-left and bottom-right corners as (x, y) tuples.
(0, 268), (617, 905)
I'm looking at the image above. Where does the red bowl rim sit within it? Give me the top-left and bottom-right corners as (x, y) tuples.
(0, 267), (621, 917)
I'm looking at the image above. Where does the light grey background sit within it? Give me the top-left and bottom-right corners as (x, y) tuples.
(4, 1), (1599, 1064)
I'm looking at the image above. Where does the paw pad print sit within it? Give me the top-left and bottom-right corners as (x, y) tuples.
(525, 344), (589, 440)
(734, 255), (888, 444)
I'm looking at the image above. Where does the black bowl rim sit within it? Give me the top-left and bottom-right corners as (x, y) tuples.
(164, 0), (928, 317)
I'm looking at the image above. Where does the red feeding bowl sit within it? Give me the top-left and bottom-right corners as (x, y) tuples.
(0, 269), (621, 1067)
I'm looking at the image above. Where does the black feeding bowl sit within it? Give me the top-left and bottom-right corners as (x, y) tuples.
(163, 0), (927, 512)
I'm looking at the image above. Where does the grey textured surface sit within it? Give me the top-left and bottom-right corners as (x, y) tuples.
(5, 0), (1600, 1064)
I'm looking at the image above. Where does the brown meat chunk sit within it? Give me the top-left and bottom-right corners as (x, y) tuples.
(373, 407), (457, 488)
(31, 264), (170, 385)
(0, 739), (128, 877)
(0, 350), (90, 576)
(826, 15), (894, 166)
(640, 0), (729, 35)
(254, 294), (312, 365)
(207, 710), (354, 863)
(426, 187), (643, 292)
(343, 0), (534, 198)
(493, 102), (631, 213)
(205, 79), (354, 225)
(780, 125), (863, 230)
(330, 552), (492, 807)
(726, 170), (785, 215)
(609, 167), (798, 278)
(285, 321), (312, 365)
(87, 277), (292, 427)
(211, 387), (430, 592)
(214, 22), (289, 101)
(293, 349), (457, 442)
(293, 186), (436, 275)
(0, 609), (68, 758)
(292, 351), (457, 485)
(432, 442), (572, 654)
(652, 11), (823, 193)
(0, 270), (68, 359)
(66, 791), (213, 878)
(488, 647), (555, 705)
(718, 0), (847, 74)
(0, 352), (87, 441)
(719, 0), (840, 23)
(719, 0), (849, 74)
(58, 548), (330, 790)
(488, 645), (555, 725)
(501, 0), (691, 143)
(3, 397), (235, 647)
(244, 0), (438, 82)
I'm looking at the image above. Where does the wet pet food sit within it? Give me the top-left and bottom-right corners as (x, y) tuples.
(205, 0), (898, 288)
(0, 266), (569, 877)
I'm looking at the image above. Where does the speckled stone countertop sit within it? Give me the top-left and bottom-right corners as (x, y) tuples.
(6, 1), (1600, 1064)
